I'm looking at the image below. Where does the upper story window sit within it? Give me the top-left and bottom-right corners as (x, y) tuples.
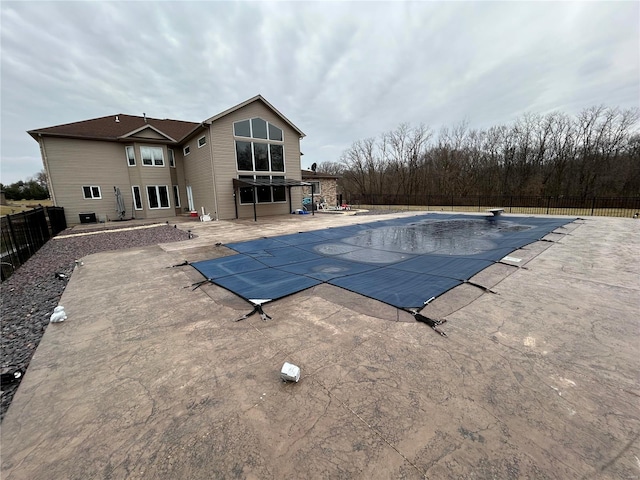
(140, 146), (164, 166)
(125, 146), (135, 166)
(183, 145), (190, 156)
(82, 185), (101, 199)
(268, 123), (283, 141)
(233, 118), (283, 141)
(235, 142), (284, 172)
(198, 136), (207, 148)
(234, 118), (285, 173)
(168, 149), (175, 168)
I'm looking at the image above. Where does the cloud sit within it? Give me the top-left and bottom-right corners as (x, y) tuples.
(1, 1), (638, 184)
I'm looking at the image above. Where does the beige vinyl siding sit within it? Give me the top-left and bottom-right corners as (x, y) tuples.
(43, 137), (132, 225)
(129, 128), (167, 140)
(181, 133), (215, 217)
(126, 145), (143, 218)
(172, 149), (188, 213)
(169, 167), (179, 212)
(131, 144), (176, 219)
(208, 101), (303, 220)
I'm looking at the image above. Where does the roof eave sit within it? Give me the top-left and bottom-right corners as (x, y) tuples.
(27, 131), (181, 145)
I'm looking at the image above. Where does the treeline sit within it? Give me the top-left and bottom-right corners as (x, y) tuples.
(1, 171), (49, 201)
(319, 106), (640, 199)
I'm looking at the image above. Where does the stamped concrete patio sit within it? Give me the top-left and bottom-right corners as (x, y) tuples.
(1, 212), (638, 479)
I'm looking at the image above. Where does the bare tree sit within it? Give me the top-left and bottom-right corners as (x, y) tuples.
(315, 161), (345, 175)
(336, 106), (639, 202)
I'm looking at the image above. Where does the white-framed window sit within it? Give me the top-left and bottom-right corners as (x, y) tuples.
(125, 146), (136, 166)
(168, 148), (175, 168)
(132, 186), (143, 210)
(183, 145), (190, 156)
(238, 175), (286, 205)
(198, 136), (207, 148)
(310, 181), (321, 194)
(140, 146), (164, 166)
(82, 185), (101, 199)
(146, 185), (170, 209)
(233, 118), (283, 141)
(234, 118), (285, 173)
(172, 185), (180, 208)
(235, 141), (284, 172)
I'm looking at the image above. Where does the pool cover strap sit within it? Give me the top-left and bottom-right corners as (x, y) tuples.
(191, 279), (211, 291)
(168, 260), (190, 268)
(410, 311), (448, 337)
(235, 303), (272, 322)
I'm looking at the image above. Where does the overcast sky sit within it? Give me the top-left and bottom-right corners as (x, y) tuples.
(1, 1), (638, 184)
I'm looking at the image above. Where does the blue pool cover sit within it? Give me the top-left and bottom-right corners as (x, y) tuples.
(191, 214), (573, 310)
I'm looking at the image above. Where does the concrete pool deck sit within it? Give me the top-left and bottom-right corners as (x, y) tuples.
(1, 212), (639, 479)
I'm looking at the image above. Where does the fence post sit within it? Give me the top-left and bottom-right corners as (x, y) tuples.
(23, 211), (38, 256)
(590, 197), (596, 216)
(6, 215), (16, 262)
(546, 196), (551, 215)
(4, 215), (23, 263)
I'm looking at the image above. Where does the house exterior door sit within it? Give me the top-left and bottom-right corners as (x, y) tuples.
(186, 186), (195, 211)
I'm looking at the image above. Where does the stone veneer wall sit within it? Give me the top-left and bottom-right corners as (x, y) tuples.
(302, 178), (338, 206)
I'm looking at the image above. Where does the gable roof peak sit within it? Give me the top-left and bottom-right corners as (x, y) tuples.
(204, 95), (305, 137)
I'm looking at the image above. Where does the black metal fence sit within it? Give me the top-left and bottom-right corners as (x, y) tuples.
(348, 194), (640, 218)
(1, 207), (67, 281)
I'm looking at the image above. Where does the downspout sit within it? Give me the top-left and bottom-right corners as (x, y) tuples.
(38, 134), (56, 205)
(206, 124), (219, 220)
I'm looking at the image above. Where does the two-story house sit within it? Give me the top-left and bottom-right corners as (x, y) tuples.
(28, 95), (307, 224)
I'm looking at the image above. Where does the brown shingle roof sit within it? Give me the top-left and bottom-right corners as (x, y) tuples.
(28, 114), (201, 143)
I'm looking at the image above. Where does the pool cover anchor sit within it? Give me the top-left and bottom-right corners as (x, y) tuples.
(235, 300), (273, 322)
(407, 310), (448, 337)
(463, 280), (497, 294)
